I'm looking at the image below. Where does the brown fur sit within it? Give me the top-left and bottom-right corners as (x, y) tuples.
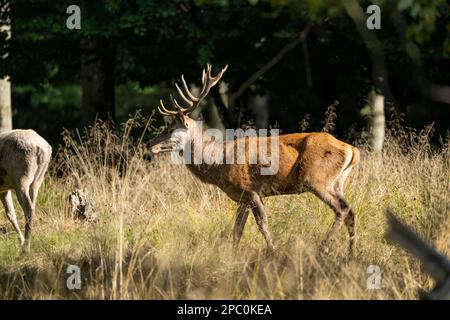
(187, 132), (359, 201)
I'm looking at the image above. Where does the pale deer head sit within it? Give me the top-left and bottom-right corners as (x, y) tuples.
(148, 64), (228, 155)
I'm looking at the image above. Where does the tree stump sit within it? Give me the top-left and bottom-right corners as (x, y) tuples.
(69, 188), (97, 223)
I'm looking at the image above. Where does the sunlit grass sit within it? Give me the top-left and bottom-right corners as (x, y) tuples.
(0, 117), (448, 299)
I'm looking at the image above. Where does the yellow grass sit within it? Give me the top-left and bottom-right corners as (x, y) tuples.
(0, 116), (448, 299)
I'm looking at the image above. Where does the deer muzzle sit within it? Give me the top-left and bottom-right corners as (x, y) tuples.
(148, 133), (179, 154)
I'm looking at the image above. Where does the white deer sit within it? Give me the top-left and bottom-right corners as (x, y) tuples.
(0, 129), (51, 252)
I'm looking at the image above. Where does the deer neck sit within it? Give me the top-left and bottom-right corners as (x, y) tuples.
(184, 126), (225, 184)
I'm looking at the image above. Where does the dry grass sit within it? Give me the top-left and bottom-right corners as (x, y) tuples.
(0, 115), (448, 299)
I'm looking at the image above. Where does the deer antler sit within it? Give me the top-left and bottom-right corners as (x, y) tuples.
(158, 64), (228, 116)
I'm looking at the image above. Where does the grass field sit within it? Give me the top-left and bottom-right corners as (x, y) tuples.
(0, 117), (448, 299)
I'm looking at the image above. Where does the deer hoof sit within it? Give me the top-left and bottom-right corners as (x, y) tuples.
(21, 242), (31, 254)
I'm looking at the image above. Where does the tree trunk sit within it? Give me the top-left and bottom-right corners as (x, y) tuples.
(344, 0), (392, 153)
(81, 39), (115, 125)
(0, 77), (11, 132)
(0, 5), (12, 132)
(207, 97), (225, 132)
(212, 82), (234, 129)
(249, 94), (269, 129)
(369, 89), (385, 152)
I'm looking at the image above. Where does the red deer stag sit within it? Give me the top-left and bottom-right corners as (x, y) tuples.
(149, 65), (360, 255)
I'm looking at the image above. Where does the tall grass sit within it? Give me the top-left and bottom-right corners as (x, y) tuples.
(0, 113), (448, 299)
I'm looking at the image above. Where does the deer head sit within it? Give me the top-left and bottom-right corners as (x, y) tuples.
(149, 64), (228, 155)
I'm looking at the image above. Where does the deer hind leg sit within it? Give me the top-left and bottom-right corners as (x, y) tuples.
(334, 165), (357, 255)
(0, 190), (25, 246)
(12, 164), (37, 253)
(233, 200), (250, 248)
(313, 189), (350, 254)
(250, 192), (274, 252)
(15, 185), (34, 253)
(344, 208), (356, 255)
(29, 157), (50, 204)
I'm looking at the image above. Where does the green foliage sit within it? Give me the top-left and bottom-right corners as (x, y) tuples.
(0, 0), (448, 145)
(397, 0), (444, 43)
(12, 84), (82, 145)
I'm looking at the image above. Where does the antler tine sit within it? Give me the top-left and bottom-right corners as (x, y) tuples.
(176, 66), (209, 114)
(202, 69), (206, 84)
(180, 75), (198, 101)
(203, 64), (212, 88)
(158, 65), (228, 116)
(158, 106), (173, 116)
(210, 64), (228, 87)
(158, 99), (178, 116)
(205, 65), (213, 92)
(192, 65), (227, 113)
(208, 64), (213, 78)
(198, 64), (215, 97)
(169, 94), (184, 111)
(175, 81), (195, 105)
(170, 93), (195, 114)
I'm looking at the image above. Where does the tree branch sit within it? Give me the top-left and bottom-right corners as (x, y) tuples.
(391, 10), (450, 105)
(231, 24), (311, 101)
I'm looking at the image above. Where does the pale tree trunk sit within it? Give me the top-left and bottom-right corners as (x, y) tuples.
(207, 98), (225, 133)
(0, 6), (12, 132)
(344, 0), (391, 152)
(369, 89), (385, 152)
(0, 77), (12, 132)
(249, 94), (269, 129)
